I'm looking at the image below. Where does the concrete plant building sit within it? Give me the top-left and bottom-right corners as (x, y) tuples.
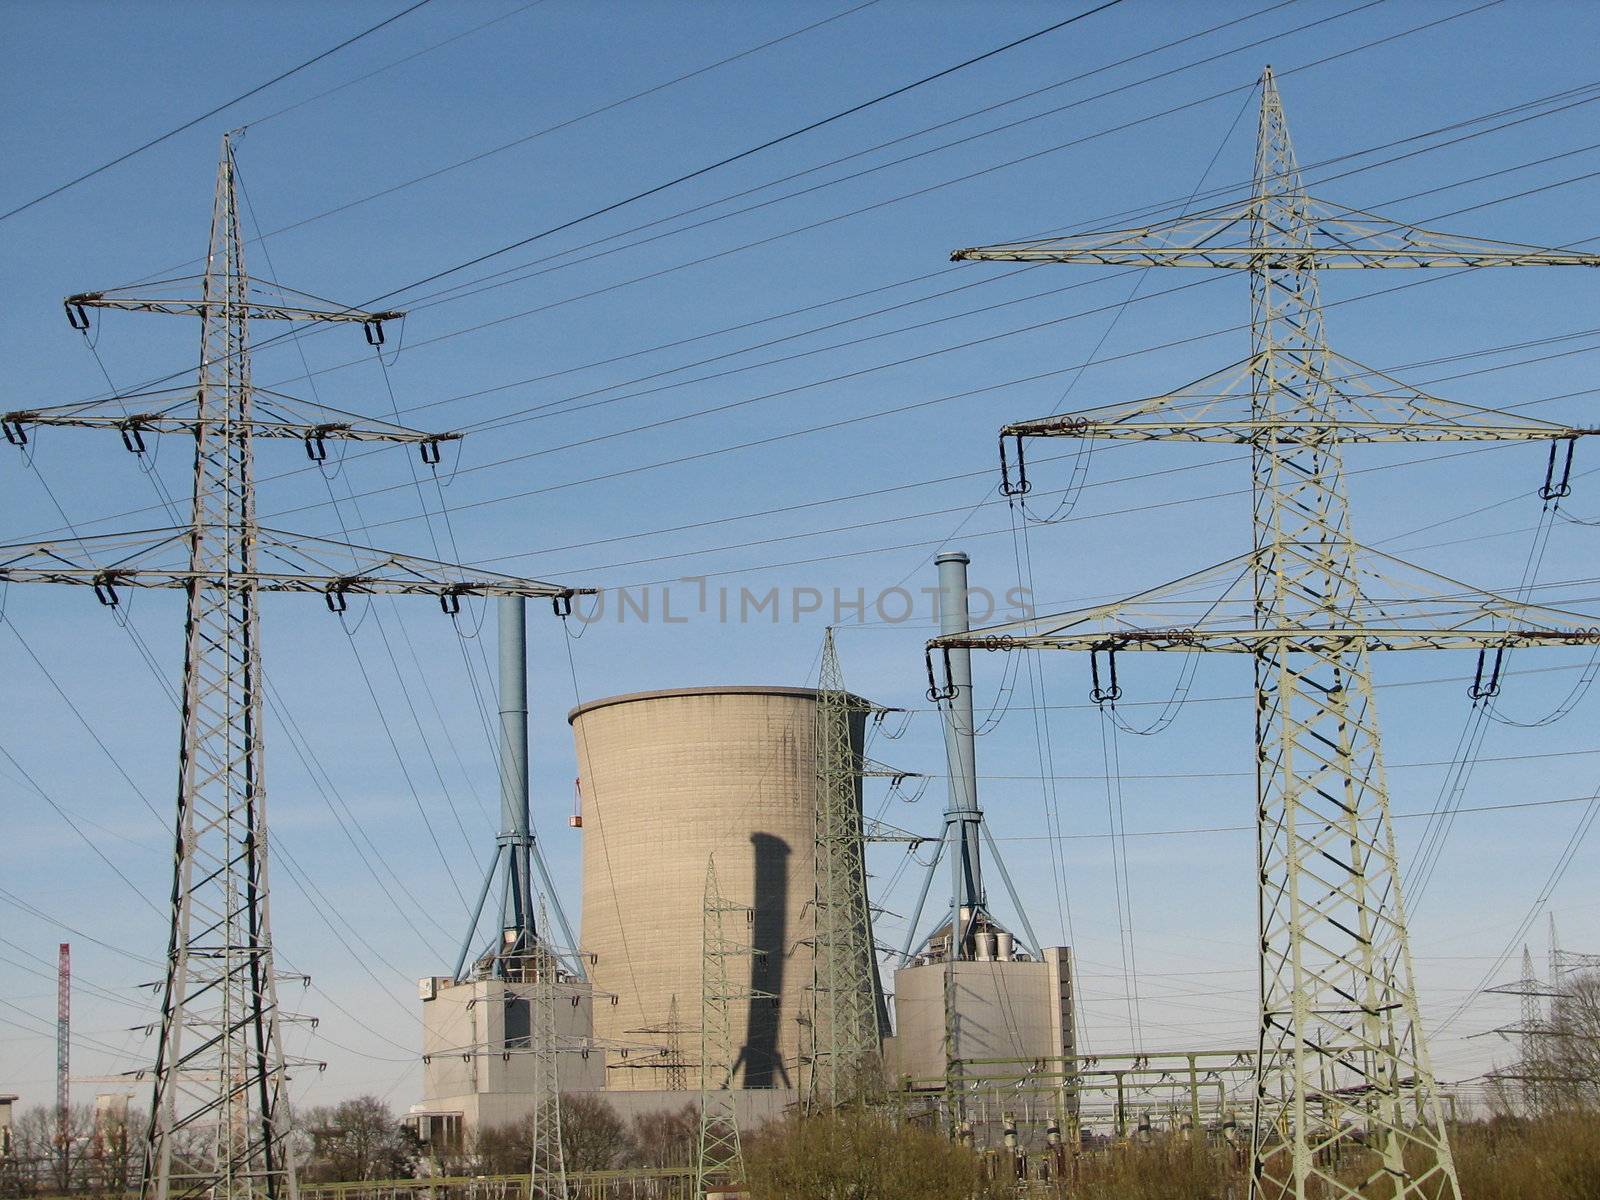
(416, 971), (603, 1140)
(886, 935), (1075, 1084)
(410, 558), (1079, 1159)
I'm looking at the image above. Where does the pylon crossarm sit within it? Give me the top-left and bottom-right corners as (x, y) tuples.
(953, 194), (1600, 269)
(939, 626), (1600, 654)
(1000, 350), (1592, 445)
(67, 281), (401, 326)
(3, 388), (459, 451)
(860, 756), (920, 778)
(0, 527), (589, 602)
(925, 544), (1600, 663)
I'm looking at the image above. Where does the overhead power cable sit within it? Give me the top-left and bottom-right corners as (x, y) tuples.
(266, 0), (1312, 313)
(245, 238), (1600, 543)
(218, 72), (1600, 441)
(235, 1), (548, 134)
(48, 0), (1529, 424)
(0, 0), (437, 222)
(360, 0), (1128, 303)
(338, 0), (1501, 325)
(239, 128), (1600, 510)
(53, 0), (1133, 409)
(227, 0), (886, 247)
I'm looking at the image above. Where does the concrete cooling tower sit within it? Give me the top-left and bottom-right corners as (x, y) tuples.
(569, 686), (866, 1096)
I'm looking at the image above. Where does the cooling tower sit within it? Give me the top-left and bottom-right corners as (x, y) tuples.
(569, 686), (865, 1093)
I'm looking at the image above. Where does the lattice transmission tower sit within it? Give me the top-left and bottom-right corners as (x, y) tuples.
(697, 856), (771, 1198)
(926, 67), (1600, 1200)
(1479, 947), (1561, 1113)
(528, 904), (568, 1200)
(57, 943), (69, 1188)
(0, 135), (583, 1200)
(807, 629), (883, 1107)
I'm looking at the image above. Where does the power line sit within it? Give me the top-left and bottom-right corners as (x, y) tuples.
(42, 0), (1561, 454)
(0, 0), (438, 222)
(361, 0), (1128, 304)
(343, 0), (1500, 329)
(228, 0), (886, 247)
(236, 1), (548, 134)
(249, 327), (1600, 575)
(232, 68), (1600, 439)
(204, 178), (1600, 542)
(45, 0), (1139, 408)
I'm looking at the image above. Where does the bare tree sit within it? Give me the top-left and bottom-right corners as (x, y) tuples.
(625, 1104), (697, 1169)
(1545, 969), (1600, 1113)
(559, 1094), (627, 1173)
(85, 1104), (144, 1198)
(10, 1104), (95, 1194)
(300, 1097), (417, 1183)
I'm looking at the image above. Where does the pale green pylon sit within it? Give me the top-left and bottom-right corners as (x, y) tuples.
(938, 63), (1600, 1200)
(807, 629), (883, 1109)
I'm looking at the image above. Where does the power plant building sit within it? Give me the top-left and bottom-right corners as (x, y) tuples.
(416, 972), (602, 1139)
(410, 570), (1076, 1150)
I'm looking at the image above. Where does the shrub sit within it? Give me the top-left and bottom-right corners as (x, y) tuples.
(745, 1109), (1005, 1200)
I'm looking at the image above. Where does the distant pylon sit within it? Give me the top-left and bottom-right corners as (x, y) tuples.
(57, 943), (69, 1188)
(697, 856), (771, 1197)
(929, 65), (1600, 1200)
(628, 995), (695, 1092)
(1482, 945), (1563, 1114)
(808, 629), (881, 1107)
(528, 904), (568, 1200)
(0, 135), (585, 1200)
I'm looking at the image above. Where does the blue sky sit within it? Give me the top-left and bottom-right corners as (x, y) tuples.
(3, 0), (1600, 1120)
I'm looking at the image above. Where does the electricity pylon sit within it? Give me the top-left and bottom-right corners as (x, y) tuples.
(528, 906), (568, 1200)
(697, 856), (771, 1198)
(627, 995), (696, 1091)
(1479, 946), (1563, 1115)
(0, 135), (583, 1200)
(928, 67), (1600, 1200)
(808, 629), (882, 1107)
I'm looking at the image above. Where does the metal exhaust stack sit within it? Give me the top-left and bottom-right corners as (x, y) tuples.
(936, 551), (985, 959)
(896, 551), (1044, 966)
(497, 596), (535, 957)
(452, 596), (584, 980)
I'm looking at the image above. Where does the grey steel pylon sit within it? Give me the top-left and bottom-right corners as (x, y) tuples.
(0, 135), (585, 1200)
(1480, 945), (1563, 1116)
(528, 905), (568, 1200)
(807, 629), (882, 1107)
(697, 856), (770, 1197)
(627, 995), (695, 1092)
(929, 66), (1600, 1200)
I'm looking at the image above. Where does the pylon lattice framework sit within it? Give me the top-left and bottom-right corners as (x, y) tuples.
(808, 629), (882, 1107)
(0, 136), (582, 1200)
(929, 67), (1600, 1200)
(697, 856), (772, 1196)
(528, 909), (568, 1200)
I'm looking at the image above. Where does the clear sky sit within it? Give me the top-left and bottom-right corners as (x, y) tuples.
(3, 0), (1599, 1123)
